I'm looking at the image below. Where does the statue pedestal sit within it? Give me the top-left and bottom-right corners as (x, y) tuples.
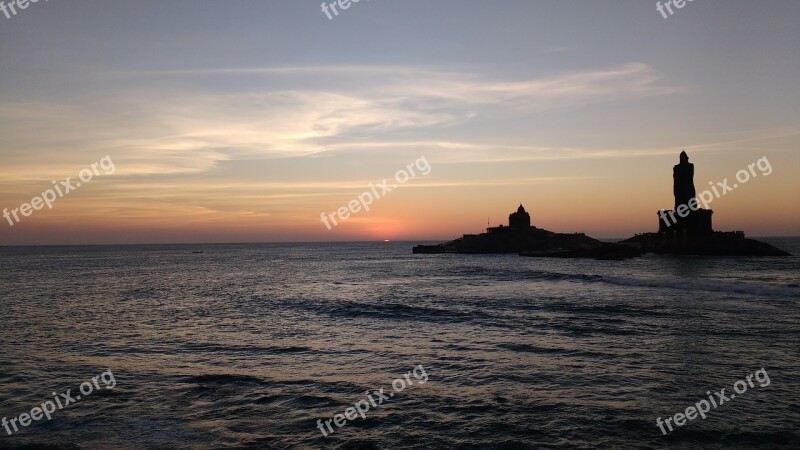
(658, 208), (713, 235)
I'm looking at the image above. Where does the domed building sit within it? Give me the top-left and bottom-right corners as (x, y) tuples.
(413, 202), (606, 255)
(508, 204), (531, 229)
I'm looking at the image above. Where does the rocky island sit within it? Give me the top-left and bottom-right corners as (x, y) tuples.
(413, 151), (790, 258)
(413, 204), (642, 259)
(620, 151), (790, 256)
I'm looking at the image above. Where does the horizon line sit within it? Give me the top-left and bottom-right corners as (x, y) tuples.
(2, 236), (799, 248)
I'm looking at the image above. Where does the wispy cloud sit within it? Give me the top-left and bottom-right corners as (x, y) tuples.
(0, 62), (678, 183)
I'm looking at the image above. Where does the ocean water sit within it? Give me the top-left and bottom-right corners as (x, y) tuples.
(1, 239), (799, 449)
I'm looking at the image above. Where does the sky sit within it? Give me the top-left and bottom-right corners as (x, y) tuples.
(0, 0), (798, 245)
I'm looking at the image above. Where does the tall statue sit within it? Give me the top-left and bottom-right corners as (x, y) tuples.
(673, 150), (696, 209)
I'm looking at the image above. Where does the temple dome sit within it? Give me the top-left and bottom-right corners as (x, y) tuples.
(509, 204), (531, 229)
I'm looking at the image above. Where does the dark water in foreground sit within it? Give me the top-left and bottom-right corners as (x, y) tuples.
(1, 239), (799, 449)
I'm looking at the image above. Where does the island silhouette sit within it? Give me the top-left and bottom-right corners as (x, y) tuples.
(413, 151), (790, 258)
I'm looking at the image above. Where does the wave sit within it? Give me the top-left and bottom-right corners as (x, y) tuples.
(311, 300), (483, 324)
(180, 342), (314, 355)
(497, 343), (610, 358)
(184, 374), (267, 386)
(599, 275), (797, 298)
(440, 264), (797, 299)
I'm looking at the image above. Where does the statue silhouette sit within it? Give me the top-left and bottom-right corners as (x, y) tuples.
(673, 150), (696, 209)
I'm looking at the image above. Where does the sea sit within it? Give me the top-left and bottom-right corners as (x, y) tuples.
(1, 238), (799, 449)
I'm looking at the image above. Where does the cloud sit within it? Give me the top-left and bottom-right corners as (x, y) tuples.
(368, 62), (675, 110)
(0, 63), (676, 182)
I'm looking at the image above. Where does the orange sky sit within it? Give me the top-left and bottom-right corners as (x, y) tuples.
(2, 145), (798, 245)
(1, 2), (799, 245)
